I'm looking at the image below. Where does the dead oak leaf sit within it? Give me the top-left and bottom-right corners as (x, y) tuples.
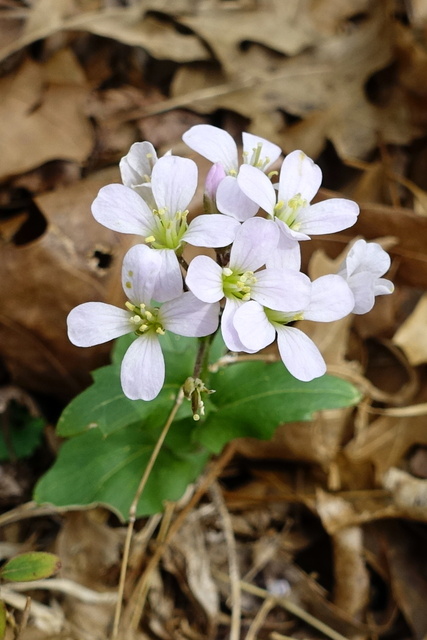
(0, 56), (93, 180)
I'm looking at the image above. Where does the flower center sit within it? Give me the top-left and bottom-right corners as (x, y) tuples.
(222, 267), (257, 301)
(145, 208), (189, 251)
(125, 301), (165, 336)
(242, 142), (271, 172)
(273, 193), (307, 230)
(265, 308), (305, 325)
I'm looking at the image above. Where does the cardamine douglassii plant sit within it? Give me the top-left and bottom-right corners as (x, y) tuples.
(35, 125), (394, 519)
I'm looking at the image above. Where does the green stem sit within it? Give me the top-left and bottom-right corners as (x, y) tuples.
(193, 333), (215, 380)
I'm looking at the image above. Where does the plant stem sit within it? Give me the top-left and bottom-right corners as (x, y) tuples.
(111, 386), (185, 640)
(194, 333), (215, 380)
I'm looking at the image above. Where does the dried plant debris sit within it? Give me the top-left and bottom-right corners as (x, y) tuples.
(2, 0), (427, 638)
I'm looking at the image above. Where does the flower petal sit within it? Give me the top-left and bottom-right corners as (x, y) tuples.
(122, 244), (162, 304)
(184, 214), (239, 247)
(221, 298), (253, 352)
(242, 132), (282, 171)
(297, 198), (359, 235)
(120, 141), (158, 187)
(67, 302), (130, 347)
(278, 150), (322, 204)
(186, 256), (224, 303)
(233, 300), (275, 351)
(344, 239), (390, 278)
(183, 124), (238, 174)
(345, 272), (376, 314)
(230, 217), (279, 272)
(252, 269), (311, 312)
(151, 155), (197, 217)
(121, 334), (164, 401)
(303, 275), (355, 322)
(161, 292), (220, 337)
(265, 227), (302, 271)
(237, 164), (276, 215)
(153, 250), (184, 302)
(91, 184), (154, 235)
(216, 175), (260, 220)
(275, 325), (326, 381)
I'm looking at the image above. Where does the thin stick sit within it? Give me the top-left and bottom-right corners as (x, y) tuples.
(213, 571), (350, 640)
(210, 482), (241, 640)
(246, 597), (276, 640)
(111, 386), (185, 640)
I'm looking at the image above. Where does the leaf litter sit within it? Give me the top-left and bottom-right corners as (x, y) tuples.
(2, 0), (427, 638)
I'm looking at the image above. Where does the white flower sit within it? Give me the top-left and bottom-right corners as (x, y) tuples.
(186, 217), (311, 351)
(233, 275), (355, 381)
(119, 141), (161, 208)
(337, 239), (394, 314)
(92, 154), (239, 300)
(183, 124), (282, 220)
(67, 245), (219, 401)
(237, 150), (359, 244)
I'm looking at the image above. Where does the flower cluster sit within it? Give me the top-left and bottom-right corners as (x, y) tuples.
(68, 125), (394, 400)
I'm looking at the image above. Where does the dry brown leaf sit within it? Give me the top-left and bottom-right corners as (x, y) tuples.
(393, 293), (427, 365)
(345, 415), (427, 479)
(0, 55), (93, 180)
(0, 167), (136, 398)
(374, 521), (427, 640)
(382, 467), (427, 518)
(169, 4), (420, 159)
(0, 1), (210, 63)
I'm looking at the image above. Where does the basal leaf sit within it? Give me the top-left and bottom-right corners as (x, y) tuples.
(194, 361), (361, 453)
(34, 418), (208, 520)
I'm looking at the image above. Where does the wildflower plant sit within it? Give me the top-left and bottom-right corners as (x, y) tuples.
(35, 125), (394, 520)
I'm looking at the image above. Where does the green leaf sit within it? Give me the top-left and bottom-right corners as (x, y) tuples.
(34, 418), (209, 520)
(0, 411), (44, 461)
(58, 333), (198, 438)
(194, 361), (361, 453)
(0, 552), (61, 582)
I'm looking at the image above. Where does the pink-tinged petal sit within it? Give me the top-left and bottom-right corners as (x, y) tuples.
(151, 155), (197, 217)
(303, 275), (354, 322)
(91, 184), (154, 235)
(278, 150), (322, 204)
(205, 162), (226, 201)
(183, 124), (238, 174)
(184, 214), (239, 247)
(275, 325), (326, 381)
(297, 198), (359, 235)
(216, 176), (259, 220)
(252, 270), (310, 312)
(230, 217), (279, 272)
(120, 141), (158, 186)
(161, 292), (219, 337)
(121, 334), (164, 401)
(122, 244), (162, 304)
(345, 239), (390, 278)
(233, 301), (275, 351)
(153, 250), (183, 302)
(67, 302), (130, 347)
(221, 298), (254, 352)
(237, 164), (276, 215)
(186, 256), (224, 303)
(265, 228), (302, 270)
(242, 132), (282, 170)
